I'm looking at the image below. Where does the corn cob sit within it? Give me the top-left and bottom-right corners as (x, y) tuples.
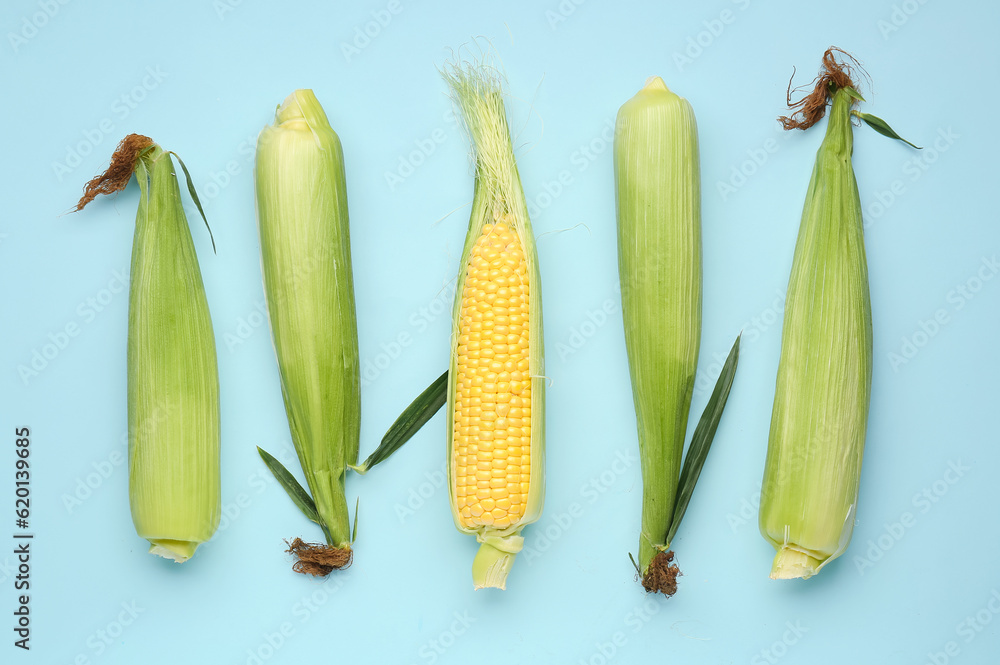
(75, 135), (220, 563)
(254, 90), (360, 575)
(760, 48), (918, 579)
(443, 59), (545, 590)
(615, 77), (701, 592)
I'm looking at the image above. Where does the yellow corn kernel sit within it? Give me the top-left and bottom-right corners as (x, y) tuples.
(453, 222), (531, 530)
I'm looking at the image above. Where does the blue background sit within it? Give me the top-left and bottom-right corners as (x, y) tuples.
(2, 1), (998, 663)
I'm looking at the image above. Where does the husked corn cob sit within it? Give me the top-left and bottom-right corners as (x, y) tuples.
(443, 58), (545, 590)
(453, 220), (533, 531)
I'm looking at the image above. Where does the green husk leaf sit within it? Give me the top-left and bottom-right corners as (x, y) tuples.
(855, 112), (922, 149)
(665, 333), (741, 548)
(127, 141), (221, 562)
(761, 82), (873, 579)
(843, 86), (865, 103)
(355, 370), (448, 473)
(74, 136), (222, 563)
(168, 151), (216, 253)
(615, 76), (701, 577)
(255, 90), (359, 551)
(257, 446), (322, 526)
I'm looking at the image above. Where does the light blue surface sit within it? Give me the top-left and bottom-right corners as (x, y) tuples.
(2, 1), (998, 662)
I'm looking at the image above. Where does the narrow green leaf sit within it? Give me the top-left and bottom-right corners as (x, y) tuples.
(843, 86), (866, 103)
(169, 151), (217, 253)
(628, 552), (641, 577)
(355, 370), (448, 473)
(856, 112), (922, 149)
(665, 334), (741, 547)
(257, 446), (322, 526)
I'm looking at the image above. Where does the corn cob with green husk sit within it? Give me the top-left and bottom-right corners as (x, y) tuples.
(615, 77), (741, 596)
(760, 48), (920, 580)
(340, 58), (545, 588)
(254, 90), (360, 576)
(75, 135), (220, 563)
(441, 59), (545, 590)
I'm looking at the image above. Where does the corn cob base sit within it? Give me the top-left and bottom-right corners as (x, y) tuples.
(148, 540), (200, 563)
(285, 539), (352, 576)
(471, 532), (524, 590)
(641, 550), (680, 595)
(770, 548), (823, 580)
